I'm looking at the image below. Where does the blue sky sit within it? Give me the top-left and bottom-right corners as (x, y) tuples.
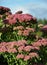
(0, 0), (47, 19)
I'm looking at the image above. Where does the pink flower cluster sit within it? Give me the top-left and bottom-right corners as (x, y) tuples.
(29, 52), (39, 58)
(17, 27), (35, 36)
(22, 29), (30, 36)
(13, 26), (24, 30)
(0, 38), (47, 52)
(0, 42), (17, 53)
(32, 38), (47, 47)
(0, 39), (47, 61)
(13, 26), (35, 36)
(0, 40), (27, 53)
(0, 40), (40, 53)
(3, 18), (16, 24)
(1, 39), (45, 53)
(26, 27), (35, 32)
(16, 52), (39, 61)
(3, 13), (37, 25)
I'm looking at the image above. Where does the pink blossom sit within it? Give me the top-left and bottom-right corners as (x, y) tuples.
(8, 48), (17, 53)
(16, 26), (24, 30)
(29, 52), (39, 58)
(0, 46), (7, 52)
(17, 40), (27, 46)
(18, 45), (25, 52)
(3, 11), (37, 24)
(3, 16), (16, 25)
(16, 54), (24, 59)
(41, 38), (47, 46)
(23, 46), (32, 52)
(23, 30), (29, 36)
(6, 15), (13, 19)
(32, 39), (47, 47)
(0, 42), (18, 53)
(13, 26), (24, 30)
(13, 27), (17, 30)
(9, 19), (16, 24)
(17, 30), (23, 35)
(21, 40), (27, 44)
(24, 55), (30, 61)
(28, 46), (40, 50)
(32, 42), (42, 47)
(6, 42), (15, 49)
(34, 47), (40, 50)
(26, 27), (35, 32)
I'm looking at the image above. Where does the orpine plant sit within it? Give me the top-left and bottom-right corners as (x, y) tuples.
(0, 39), (47, 65)
(3, 13), (37, 25)
(0, 9), (37, 42)
(0, 6), (47, 65)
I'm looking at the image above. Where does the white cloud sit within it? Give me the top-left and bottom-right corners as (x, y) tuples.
(23, 2), (47, 19)
(11, 2), (47, 19)
(11, 6), (30, 14)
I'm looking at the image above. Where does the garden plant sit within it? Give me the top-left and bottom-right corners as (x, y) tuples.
(0, 6), (47, 65)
